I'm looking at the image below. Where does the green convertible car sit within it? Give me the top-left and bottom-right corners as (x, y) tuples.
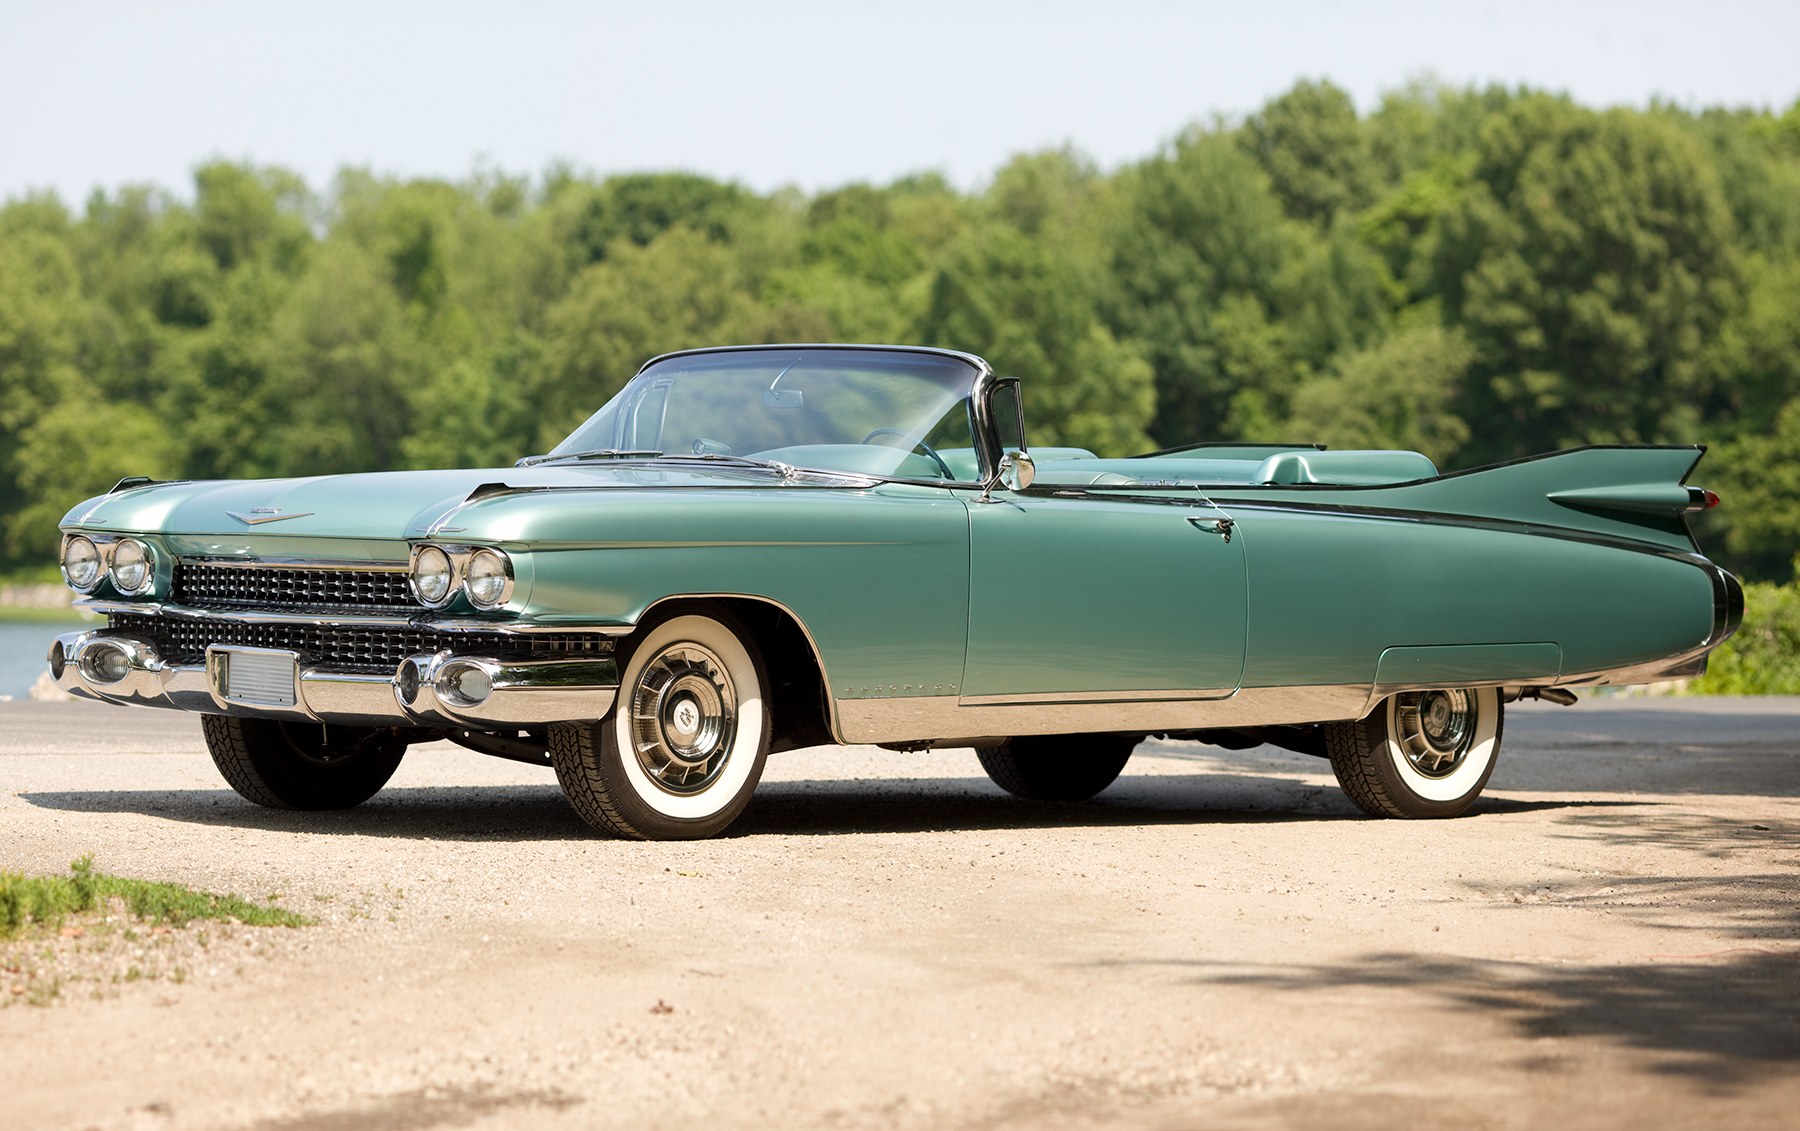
(49, 344), (1742, 838)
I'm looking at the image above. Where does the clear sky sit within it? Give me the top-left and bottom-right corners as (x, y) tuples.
(3, 0), (1796, 206)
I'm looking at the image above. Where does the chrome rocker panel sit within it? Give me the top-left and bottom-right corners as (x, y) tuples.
(48, 631), (617, 729)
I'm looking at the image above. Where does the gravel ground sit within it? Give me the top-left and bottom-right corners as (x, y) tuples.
(2, 697), (1797, 1130)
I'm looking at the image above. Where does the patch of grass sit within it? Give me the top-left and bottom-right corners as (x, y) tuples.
(0, 856), (312, 939)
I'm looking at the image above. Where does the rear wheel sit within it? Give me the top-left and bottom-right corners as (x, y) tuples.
(202, 716), (406, 810)
(1325, 688), (1502, 818)
(976, 734), (1139, 802)
(551, 612), (771, 840)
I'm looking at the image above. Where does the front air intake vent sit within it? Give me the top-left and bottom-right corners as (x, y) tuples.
(174, 562), (419, 613)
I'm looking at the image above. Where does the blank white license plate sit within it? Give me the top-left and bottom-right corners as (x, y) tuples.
(221, 648), (298, 707)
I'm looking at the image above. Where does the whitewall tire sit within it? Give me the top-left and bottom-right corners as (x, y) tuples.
(551, 612), (771, 839)
(1325, 687), (1502, 818)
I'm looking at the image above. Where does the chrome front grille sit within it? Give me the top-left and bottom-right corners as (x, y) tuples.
(174, 562), (418, 613)
(107, 613), (614, 674)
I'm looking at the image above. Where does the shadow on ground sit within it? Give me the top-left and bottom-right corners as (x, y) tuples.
(16, 772), (1625, 841)
(1088, 948), (1800, 1088)
(1547, 805), (1800, 859)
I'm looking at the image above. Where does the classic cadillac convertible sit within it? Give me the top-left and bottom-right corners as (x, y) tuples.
(49, 345), (1742, 838)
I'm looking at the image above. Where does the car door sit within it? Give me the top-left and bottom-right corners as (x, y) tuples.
(960, 492), (1247, 701)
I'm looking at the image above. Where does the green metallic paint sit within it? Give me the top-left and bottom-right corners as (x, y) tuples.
(1374, 643), (1563, 688)
(1209, 446), (1706, 554)
(1227, 505), (1714, 690)
(511, 484), (971, 699)
(963, 493), (1246, 697)
(61, 464), (829, 544)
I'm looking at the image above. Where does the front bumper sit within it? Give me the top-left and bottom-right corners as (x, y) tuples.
(48, 631), (618, 729)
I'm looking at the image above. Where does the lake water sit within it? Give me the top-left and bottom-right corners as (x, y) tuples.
(0, 620), (89, 699)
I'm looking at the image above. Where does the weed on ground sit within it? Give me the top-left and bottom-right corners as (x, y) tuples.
(1, 857), (313, 1007)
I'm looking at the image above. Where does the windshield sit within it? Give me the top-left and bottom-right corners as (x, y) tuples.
(546, 348), (983, 480)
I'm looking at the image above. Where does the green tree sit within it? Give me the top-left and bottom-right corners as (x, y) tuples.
(1108, 129), (1295, 444)
(1283, 323), (1475, 463)
(260, 241), (420, 474)
(1434, 97), (1740, 461)
(192, 162), (312, 274)
(1241, 79), (1378, 225)
(0, 214), (88, 561)
(560, 172), (754, 268)
(533, 227), (766, 449)
(1702, 399), (1800, 584)
(921, 227), (1154, 455)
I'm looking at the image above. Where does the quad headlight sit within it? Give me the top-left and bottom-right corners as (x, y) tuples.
(61, 536), (103, 592)
(62, 534), (159, 597)
(410, 545), (456, 607)
(109, 537), (155, 596)
(465, 548), (512, 610)
(408, 544), (513, 610)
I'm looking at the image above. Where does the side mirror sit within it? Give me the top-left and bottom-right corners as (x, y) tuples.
(999, 450), (1035, 491)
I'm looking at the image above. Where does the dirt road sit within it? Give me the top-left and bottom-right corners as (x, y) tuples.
(2, 698), (1797, 1130)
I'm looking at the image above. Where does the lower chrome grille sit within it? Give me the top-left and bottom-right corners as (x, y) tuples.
(107, 612), (614, 674)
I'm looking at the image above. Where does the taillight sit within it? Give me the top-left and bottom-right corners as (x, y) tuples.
(1685, 488), (1721, 512)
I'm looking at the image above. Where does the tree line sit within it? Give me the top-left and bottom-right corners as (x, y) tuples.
(2, 79), (1798, 584)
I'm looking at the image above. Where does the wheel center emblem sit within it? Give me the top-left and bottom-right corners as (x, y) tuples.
(672, 698), (701, 736)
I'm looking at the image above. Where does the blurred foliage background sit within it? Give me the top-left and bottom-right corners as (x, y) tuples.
(3, 79), (1798, 602)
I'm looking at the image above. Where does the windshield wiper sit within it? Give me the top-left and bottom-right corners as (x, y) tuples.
(661, 452), (800, 479)
(515, 449), (664, 467)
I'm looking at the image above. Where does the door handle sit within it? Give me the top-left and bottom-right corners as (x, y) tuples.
(1188, 516), (1234, 543)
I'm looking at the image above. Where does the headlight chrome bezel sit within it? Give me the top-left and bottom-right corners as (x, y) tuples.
(61, 535), (104, 593)
(409, 545), (457, 608)
(464, 548), (514, 610)
(61, 533), (160, 598)
(108, 537), (156, 596)
(409, 544), (514, 611)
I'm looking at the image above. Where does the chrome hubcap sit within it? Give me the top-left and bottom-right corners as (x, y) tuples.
(628, 643), (737, 795)
(1394, 690), (1477, 778)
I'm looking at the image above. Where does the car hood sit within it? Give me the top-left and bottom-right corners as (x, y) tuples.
(61, 463), (808, 540)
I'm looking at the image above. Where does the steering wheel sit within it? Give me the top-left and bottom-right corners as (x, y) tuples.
(861, 428), (954, 479)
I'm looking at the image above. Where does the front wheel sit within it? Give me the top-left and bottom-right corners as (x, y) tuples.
(976, 734), (1139, 802)
(202, 716), (407, 810)
(1325, 688), (1503, 818)
(551, 612), (771, 840)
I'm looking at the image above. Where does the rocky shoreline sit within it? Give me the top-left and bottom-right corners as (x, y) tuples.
(0, 583), (76, 610)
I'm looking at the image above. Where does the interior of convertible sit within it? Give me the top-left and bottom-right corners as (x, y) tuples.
(551, 348), (1442, 489)
(740, 445), (1442, 489)
(969, 446), (1442, 488)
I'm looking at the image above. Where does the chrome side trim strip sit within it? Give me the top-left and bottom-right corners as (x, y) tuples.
(1554, 646), (1726, 689)
(837, 685), (1373, 745)
(957, 687), (1238, 707)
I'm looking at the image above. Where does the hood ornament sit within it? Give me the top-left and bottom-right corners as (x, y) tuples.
(227, 507), (314, 526)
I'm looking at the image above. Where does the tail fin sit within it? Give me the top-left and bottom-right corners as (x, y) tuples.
(1388, 445), (1709, 554)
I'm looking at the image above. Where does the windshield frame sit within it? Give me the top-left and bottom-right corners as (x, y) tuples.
(534, 344), (1007, 487)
